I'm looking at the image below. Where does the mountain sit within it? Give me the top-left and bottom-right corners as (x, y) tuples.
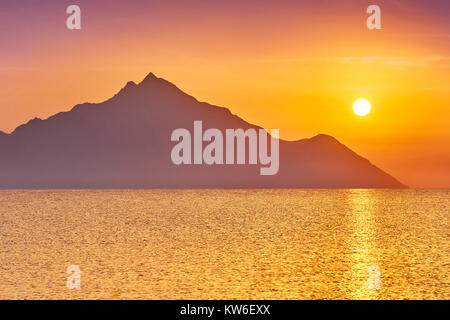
(0, 72), (406, 188)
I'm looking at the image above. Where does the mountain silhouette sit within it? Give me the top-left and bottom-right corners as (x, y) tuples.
(0, 72), (406, 188)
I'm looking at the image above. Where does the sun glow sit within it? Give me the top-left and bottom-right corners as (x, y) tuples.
(353, 99), (371, 116)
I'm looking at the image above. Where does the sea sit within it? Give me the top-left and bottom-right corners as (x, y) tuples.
(0, 189), (448, 299)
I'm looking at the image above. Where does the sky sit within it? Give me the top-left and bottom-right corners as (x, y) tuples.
(0, 0), (449, 187)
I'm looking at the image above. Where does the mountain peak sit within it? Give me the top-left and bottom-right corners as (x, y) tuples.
(125, 80), (137, 88)
(133, 72), (197, 103)
(310, 133), (339, 143)
(114, 80), (138, 97)
(140, 72), (158, 84)
(137, 72), (176, 89)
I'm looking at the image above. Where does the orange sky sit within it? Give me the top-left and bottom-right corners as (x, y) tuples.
(0, 0), (449, 187)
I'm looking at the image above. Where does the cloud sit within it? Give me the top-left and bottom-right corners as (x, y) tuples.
(426, 33), (450, 39)
(260, 56), (450, 68)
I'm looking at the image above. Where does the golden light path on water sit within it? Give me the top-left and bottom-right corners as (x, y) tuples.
(347, 190), (379, 300)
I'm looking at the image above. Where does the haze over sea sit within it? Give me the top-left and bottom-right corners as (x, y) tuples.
(0, 189), (448, 300)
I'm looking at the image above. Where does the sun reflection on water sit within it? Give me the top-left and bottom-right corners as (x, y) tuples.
(347, 189), (381, 300)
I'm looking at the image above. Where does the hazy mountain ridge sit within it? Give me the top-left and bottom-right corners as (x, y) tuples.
(0, 72), (406, 188)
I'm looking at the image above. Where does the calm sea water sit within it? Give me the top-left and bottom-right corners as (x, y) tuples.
(0, 189), (448, 300)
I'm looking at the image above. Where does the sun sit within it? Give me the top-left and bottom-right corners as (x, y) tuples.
(353, 99), (371, 116)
